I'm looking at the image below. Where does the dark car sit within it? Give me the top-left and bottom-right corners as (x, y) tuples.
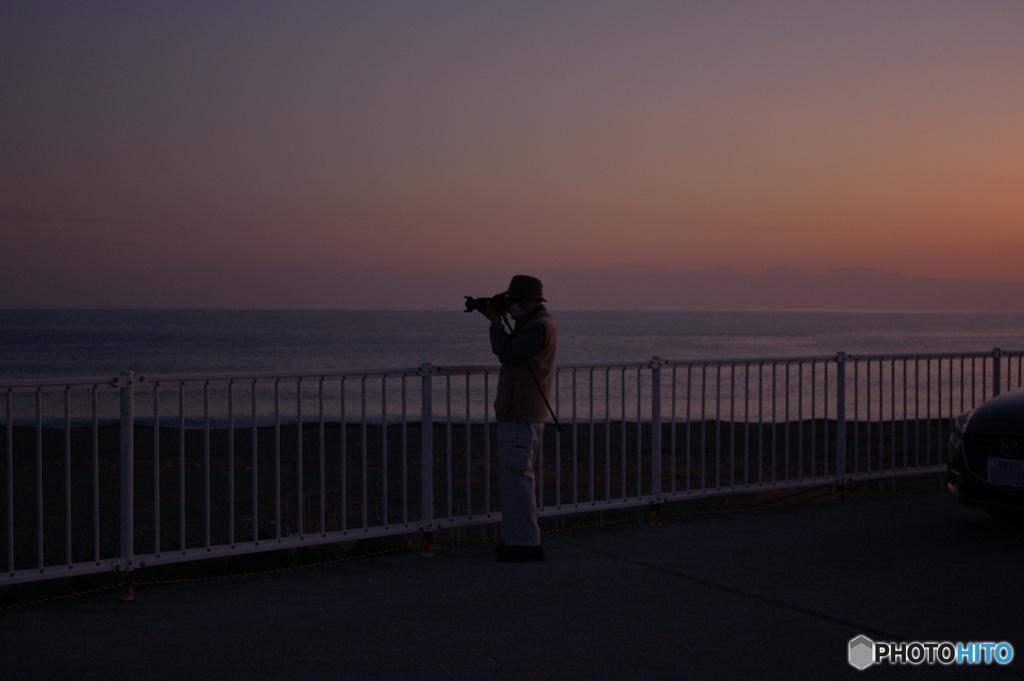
(948, 387), (1024, 516)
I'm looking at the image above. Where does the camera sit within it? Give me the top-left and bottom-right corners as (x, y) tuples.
(464, 293), (510, 314)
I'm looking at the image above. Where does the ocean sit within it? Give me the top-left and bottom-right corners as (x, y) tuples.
(3, 308), (1024, 380)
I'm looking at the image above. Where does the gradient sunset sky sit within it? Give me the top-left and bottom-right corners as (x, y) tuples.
(2, 1), (1022, 309)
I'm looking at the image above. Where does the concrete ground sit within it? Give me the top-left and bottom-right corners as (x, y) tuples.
(3, 480), (1023, 680)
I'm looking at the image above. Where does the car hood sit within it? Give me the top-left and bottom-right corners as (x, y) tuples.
(962, 387), (1024, 437)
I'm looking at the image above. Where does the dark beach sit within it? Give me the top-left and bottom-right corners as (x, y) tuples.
(2, 416), (949, 579)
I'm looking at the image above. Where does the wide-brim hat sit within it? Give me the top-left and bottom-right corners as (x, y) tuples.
(504, 274), (545, 301)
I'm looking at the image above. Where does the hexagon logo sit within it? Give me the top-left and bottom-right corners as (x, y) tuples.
(849, 635), (875, 670)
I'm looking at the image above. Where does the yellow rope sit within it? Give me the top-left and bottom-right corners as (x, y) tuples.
(0, 543), (410, 612)
(2, 479), (938, 612)
(0, 582), (119, 612)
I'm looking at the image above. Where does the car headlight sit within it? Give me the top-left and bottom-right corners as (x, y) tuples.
(953, 410), (973, 435)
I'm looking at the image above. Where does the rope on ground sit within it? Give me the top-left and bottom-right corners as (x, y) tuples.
(0, 582), (120, 612)
(2, 476), (942, 611)
(0, 542), (411, 613)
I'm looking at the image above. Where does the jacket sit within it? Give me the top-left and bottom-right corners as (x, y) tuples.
(489, 307), (558, 423)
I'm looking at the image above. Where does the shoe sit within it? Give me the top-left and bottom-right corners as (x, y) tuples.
(496, 544), (545, 562)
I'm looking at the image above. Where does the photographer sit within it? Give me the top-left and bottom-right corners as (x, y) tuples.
(474, 275), (558, 562)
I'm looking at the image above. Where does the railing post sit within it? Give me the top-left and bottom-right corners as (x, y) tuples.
(116, 371), (136, 599)
(835, 353), (847, 499)
(993, 348), (1003, 398)
(649, 356), (663, 527)
(419, 363), (435, 558)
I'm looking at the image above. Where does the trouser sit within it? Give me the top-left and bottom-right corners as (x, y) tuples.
(496, 421), (544, 546)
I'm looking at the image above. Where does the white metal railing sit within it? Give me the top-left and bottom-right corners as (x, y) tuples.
(3, 349), (1022, 585)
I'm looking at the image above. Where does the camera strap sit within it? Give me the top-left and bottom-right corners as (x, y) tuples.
(528, 363), (562, 433)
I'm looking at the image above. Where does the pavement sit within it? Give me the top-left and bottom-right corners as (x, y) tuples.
(3, 478), (1024, 681)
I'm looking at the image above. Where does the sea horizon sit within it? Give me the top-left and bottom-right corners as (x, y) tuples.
(3, 308), (1024, 381)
